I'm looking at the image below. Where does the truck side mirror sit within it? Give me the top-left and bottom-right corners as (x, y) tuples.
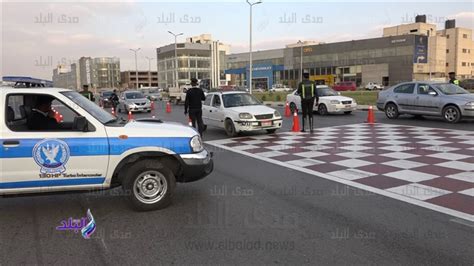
(73, 116), (89, 132)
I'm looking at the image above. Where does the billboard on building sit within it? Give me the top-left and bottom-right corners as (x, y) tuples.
(413, 35), (428, 64)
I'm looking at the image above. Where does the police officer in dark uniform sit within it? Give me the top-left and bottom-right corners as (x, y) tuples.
(448, 72), (460, 85)
(297, 70), (318, 133)
(184, 78), (206, 136)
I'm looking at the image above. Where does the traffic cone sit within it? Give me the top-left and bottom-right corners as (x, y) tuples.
(188, 117), (193, 127)
(151, 101), (155, 111)
(366, 105), (375, 124)
(291, 111), (300, 132)
(166, 101), (171, 113)
(111, 107), (116, 116)
(284, 102), (291, 117)
(128, 110), (134, 121)
(59, 114), (63, 123)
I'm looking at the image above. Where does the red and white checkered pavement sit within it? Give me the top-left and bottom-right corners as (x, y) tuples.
(207, 123), (474, 221)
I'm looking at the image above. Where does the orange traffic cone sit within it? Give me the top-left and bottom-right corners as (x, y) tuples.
(366, 105), (375, 124)
(128, 110), (134, 121)
(111, 107), (116, 116)
(151, 101), (155, 111)
(284, 102), (291, 117)
(59, 114), (63, 123)
(291, 111), (300, 132)
(188, 117), (193, 127)
(166, 101), (171, 113)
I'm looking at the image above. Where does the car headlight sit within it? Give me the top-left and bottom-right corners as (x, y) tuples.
(128, 103), (135, 107)
(274, 110), (281, 118)
(466, 102), (474, 106)
(190, 135), (204, 152)
(239, 113), (253, 119)
(330, 100), (340, 104)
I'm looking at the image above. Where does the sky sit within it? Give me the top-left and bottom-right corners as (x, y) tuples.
(1, 0), (473, 80)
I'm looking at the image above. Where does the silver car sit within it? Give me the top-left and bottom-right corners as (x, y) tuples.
(118, 90), (152, 113)
(377, 82), (474, 123)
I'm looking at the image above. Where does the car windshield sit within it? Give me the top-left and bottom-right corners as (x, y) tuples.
(222, 93), (261, 107)
(102, 91), (113, 97)
(318, 87), (339, 96)
(149, 89), (158, 93)
(433, 83), (469, 95)
(61, 91), (116, 124)
(125, 92), (145, 99)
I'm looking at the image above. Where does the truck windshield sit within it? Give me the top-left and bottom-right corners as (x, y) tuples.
(61, 91), (116, 124)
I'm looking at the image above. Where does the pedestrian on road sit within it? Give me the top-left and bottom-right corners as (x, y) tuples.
(184, 78), (207, 136)
(448, 72), (460, 85)
(109, 89), (119, 109)
(297, 70), (318, 133)
(80, 85), (95, 102)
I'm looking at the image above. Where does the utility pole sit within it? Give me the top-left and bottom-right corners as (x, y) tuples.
(168, 31), (183, 89)
(145, 56), (155, 87)
(130, 48), (141, 89)
(246, 0), (262, 94)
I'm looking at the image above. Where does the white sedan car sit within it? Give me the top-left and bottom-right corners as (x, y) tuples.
(286, 85), (357, 115)
(202, 91), (283, 137)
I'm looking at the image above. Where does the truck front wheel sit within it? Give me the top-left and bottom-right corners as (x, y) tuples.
(123, 159), (176, 211)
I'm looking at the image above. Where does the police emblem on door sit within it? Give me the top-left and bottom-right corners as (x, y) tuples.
(33, 139), (70, 174)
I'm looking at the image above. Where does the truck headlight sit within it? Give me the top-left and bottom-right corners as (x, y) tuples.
(190, 135), (204, 152)
(274, 110), (281, 118)
(239, 113), (253, 119)
(330, 100), (340, 104)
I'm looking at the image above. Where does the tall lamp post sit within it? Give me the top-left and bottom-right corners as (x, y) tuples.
(129, 48), (141, 89)
(168, 31), (183, 89)
(246, 0), (262, 94)
(298, 40), (304, 82)
(145, 56), (155, 87)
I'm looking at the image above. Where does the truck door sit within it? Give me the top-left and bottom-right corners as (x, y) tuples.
(0, 92), (109, 194)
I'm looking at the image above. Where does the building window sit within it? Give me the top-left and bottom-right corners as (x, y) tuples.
(446, 63), (449, 67)
(446, 35), (449, 39)
(446, 49), (449, 53)
(463, 34), (468, 38)
(462, 49), (467, 53)
(462, 62), (467, 67)
(410, 29), (418, 33)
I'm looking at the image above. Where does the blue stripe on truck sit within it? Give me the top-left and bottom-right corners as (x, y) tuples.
(0, 177), (106, 189)
(0, 137), (192, 158)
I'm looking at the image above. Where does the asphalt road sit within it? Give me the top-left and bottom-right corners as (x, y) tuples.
(1, 101), (473, 265)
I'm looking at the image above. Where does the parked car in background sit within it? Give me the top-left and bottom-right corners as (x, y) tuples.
(99, 90), (114, 108)
(460, 79), (474, 90)
(332, 81), (357, 91)
(118, 90), (152, 113)
(270, 84), (292, 92)
(202, 91), (283, 136)
(365, 82), (384, 90)
(376, 81), (474, 123)
(286, 85), (357, 115)
(140, 87), (161, 101)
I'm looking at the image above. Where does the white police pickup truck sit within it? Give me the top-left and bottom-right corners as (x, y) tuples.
(0, 87), (213, 211)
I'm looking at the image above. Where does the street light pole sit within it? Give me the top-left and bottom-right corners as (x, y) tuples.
(168, 31), (183, 89)
(298, 40), (303, 82)
(246, 0), (262, 94)
(130, 48), (141, 89)
(145, 56), (155, 87)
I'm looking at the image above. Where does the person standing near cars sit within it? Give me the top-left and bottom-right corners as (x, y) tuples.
(185, 78), (206, 136)
(80, 85), (95, 102)
(297, 70), (318, 133)
(109, 89), (119, 109)
(448, 72), (460, 85)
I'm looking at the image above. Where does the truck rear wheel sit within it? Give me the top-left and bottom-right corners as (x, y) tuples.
(123, 159), (176, 211)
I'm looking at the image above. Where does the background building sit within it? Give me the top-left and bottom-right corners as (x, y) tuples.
(121, 71), (158, 89)
(156, 34), (230, 89)
(53, 57), (121, 91)
(225, 15), (473, 89)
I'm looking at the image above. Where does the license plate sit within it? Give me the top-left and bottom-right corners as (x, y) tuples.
(261, 121), (272, 127)
(345, 105), (351, 108)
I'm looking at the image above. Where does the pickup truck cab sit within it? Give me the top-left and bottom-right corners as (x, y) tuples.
(1, 87), (213, 211)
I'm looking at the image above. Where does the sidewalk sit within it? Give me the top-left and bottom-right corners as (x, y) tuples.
(263, 101), (379, 111)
